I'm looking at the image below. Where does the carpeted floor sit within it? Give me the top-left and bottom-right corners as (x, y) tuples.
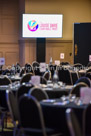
(0, 131), (13, 136)
(0, 117), (14, 136)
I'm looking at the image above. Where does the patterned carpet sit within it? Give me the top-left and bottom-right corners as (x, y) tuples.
(0, 117), (14, 136)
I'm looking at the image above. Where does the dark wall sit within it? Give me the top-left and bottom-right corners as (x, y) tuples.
(74, 23), (91, 66)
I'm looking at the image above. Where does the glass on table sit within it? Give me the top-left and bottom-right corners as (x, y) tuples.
(74, 97), (83, 105)
(69, 94), (76, 102)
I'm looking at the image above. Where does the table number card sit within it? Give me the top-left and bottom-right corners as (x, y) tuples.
(0, 58), (5, 65)
(40, 63), (46, 72)
(55, 60), (60, 66)
(89, 55), (91, 62)
(31, 76), (40, 86)
(60, 53), (65, 59)
(80, 87), (91, 104)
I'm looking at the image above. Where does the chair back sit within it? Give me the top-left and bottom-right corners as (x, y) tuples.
(0, 76), (11, 85)
(20, 73), (33, 84)
(49, 64), (57, 79)
(70, 82), (88, 97)
(75, 76), (91, 87)
(85, 72), (91, 80)
(87, 62), (91, 67)
(29, 87), (49, 101)
(73, 63), (83, 69)
(25, 63), (33, 73)
(32, 61), (40, 75)
(43, 71), (51, 80)
(83, 104), (91, 136)
(6, 90), (19, 121)
(16, 84), (34, 100)
(40, 77), (47, 84)
(58, 67), (73, 85)
(19, 95), (47, 136)
(19, 67), (25, 77)
(66, 108), (82, 136)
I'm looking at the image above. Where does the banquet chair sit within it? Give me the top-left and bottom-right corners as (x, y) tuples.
(0, 65), (3, 75)
(87, 62), (91, 67)
(0, 76), (12, 131)
(20, 73), (33, 84)
(75, 76), (91, 87)
(16, 84), (34, 100)
(0, 76), (11, 85)
(28, 87), (49, 101)
(86, 68), (91, 73)
(25, 63), (33, 74)
(19, 67), (25, 77)
(71, 71), (79, 85)
(83, 104), (91, 136)
(58, 67), (73, 85)
(6, 90), (20, 136)
(43, 71), (51, 81)
(18, 94), (62, 136)
(14, 63), (21, 74)
(41, 77), (47, 84)
(32, 61), (41, 75)
(49, 64), (57, 79)
(32, 61), (40, 68)
(2, 69), (11, 76)
(85, 72), (91, 80)
(69, 82), (88, 97)
(73, 63), (83, 69)
(66, 108), (82, 136)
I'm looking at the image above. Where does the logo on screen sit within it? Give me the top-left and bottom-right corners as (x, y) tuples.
(28, 20), (39, 32)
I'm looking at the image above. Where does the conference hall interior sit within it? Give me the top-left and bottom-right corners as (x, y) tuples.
(0, 0), (91, 136)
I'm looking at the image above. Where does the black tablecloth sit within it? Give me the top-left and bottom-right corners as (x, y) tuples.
(43, 85), (72, 98)
(40, 99), (89, 136)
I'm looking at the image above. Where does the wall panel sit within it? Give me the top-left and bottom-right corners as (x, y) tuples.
(25, 0), (91, 64)
(0, 0), (19, 66)
(5, 52), (19, 66)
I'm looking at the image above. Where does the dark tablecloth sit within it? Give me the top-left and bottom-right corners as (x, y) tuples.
(40, 99), (90, 136)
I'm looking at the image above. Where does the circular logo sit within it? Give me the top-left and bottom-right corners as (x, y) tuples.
(28, 20), (39, 32)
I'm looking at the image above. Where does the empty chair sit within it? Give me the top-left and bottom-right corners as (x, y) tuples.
(58, 67), (73, 85)
(2, 69), (11, 76)
(83, 104), (91, 136)
(6, 90), (20, 136)
(32, 61), (40, 68)
(25, 63), (33, 73)
(86, 68), (91, 73)
(19, 95), (62, 136)
(87, 62), (91, 67)
(32, 61), (40, 75)
(40, 77), (47, 84)
(0, 77), (12, 131)
(19, 67), (26, 77)
(49, 64), (57, 79)
(0, 76), (11, 109)
(85, 72), (91, 80)
(28, 87), (49, 101)
(16, 84), (34, 100)
(0, 76), (11, 85)
(14, 63), (21, 74)
(69, 82), (88, 97)
(66, 108), (82, 136)
(20, 73), (33, 84)
(75, 76), (91, 87)
(0, 65), (3, 75)
(43, 71), (51, 81)
(71, 71), (79, 85)
(73, 63), (83, 69)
